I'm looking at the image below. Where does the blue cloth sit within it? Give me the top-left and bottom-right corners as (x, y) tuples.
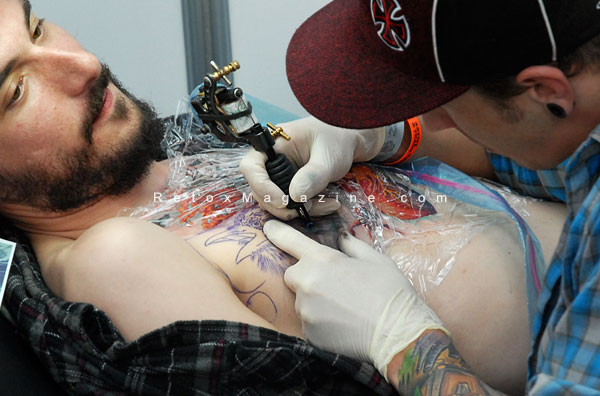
(489, 154), (568, 202)
(488, 126), (600, 394)
(244, 94), (299, 125)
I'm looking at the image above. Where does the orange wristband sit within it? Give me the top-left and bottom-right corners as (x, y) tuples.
(384, 117), (422, 165)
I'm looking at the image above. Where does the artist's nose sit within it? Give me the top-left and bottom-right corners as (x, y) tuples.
(30, 46), (102, 97)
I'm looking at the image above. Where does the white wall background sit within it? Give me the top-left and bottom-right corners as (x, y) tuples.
(31, 0), (330, 118)
(32, 0), (189, 117)
(228, 0), (330, 117)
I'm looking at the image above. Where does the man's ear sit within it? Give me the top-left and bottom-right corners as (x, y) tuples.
(515, 66), (575, 115)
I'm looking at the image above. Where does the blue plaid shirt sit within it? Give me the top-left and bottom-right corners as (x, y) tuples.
(489, 125), (600, 394)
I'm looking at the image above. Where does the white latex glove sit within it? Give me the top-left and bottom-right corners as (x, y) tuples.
(263, 220), (449, 379)
(240, 117), (385, 219)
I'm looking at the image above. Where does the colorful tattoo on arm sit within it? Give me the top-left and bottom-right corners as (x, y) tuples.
(397, 332), (506, 396)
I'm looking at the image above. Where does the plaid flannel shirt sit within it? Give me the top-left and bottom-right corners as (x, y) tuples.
(489, 125), (600, 394)
(0, 222), (394, 396)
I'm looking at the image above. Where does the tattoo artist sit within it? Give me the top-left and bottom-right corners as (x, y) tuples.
(240, 0), (600, 394)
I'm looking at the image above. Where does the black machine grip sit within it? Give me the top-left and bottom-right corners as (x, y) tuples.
(266, 154), (302, 209)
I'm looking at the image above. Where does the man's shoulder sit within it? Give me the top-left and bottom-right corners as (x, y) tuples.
(81, 216), (160, 242)
(64, 217), (161, 260)
(53, 217), (179, 297)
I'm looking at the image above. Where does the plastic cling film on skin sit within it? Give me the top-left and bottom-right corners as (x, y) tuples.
(332, 164), (517, 296)
(123, 98), (543, 299)
(401, 157), (547, 329)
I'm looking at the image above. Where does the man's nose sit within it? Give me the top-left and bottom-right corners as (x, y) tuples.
(31, 47), (102, 97)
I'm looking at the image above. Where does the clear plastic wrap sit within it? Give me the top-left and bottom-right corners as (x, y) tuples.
(331, 164), (521, 294)
(124, 98), (545, 324)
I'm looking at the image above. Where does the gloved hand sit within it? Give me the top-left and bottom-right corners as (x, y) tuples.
(263, 220), (449, 379)
(240, 117), (385, 219)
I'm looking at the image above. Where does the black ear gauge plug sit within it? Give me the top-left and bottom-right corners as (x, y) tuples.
(547, 103), (567, 119)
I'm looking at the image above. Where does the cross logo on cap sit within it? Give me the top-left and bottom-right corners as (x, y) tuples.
(371, 0), (411, 52)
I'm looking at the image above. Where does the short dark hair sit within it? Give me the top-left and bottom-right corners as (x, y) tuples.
(474, 34), (600, 101)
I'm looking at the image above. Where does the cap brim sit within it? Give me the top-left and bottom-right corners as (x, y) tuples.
(286, 0), (469, 129)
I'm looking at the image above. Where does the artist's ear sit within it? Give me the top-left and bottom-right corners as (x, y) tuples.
(516, 66), (575, 115)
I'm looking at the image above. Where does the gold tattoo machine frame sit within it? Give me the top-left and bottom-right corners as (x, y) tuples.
(191, 61), (311, 223)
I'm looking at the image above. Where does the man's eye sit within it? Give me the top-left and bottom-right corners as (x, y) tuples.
(9, 77), (24, 107)
(32, 19), (45, 41)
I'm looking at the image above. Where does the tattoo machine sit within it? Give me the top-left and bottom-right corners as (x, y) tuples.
(191, 60), (311, 223)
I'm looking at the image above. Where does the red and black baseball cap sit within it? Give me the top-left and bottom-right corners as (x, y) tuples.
(287, 0), (600, 128)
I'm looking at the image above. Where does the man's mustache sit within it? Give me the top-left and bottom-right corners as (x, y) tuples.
(83, 64), (111, 144)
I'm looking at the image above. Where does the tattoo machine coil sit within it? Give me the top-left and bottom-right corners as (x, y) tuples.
(191, 61), (311, 223)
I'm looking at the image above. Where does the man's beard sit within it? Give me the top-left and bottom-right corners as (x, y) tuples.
(0, 65), (165, 212)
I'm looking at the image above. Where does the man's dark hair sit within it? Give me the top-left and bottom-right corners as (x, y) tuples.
(474, 34), (600, 101)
